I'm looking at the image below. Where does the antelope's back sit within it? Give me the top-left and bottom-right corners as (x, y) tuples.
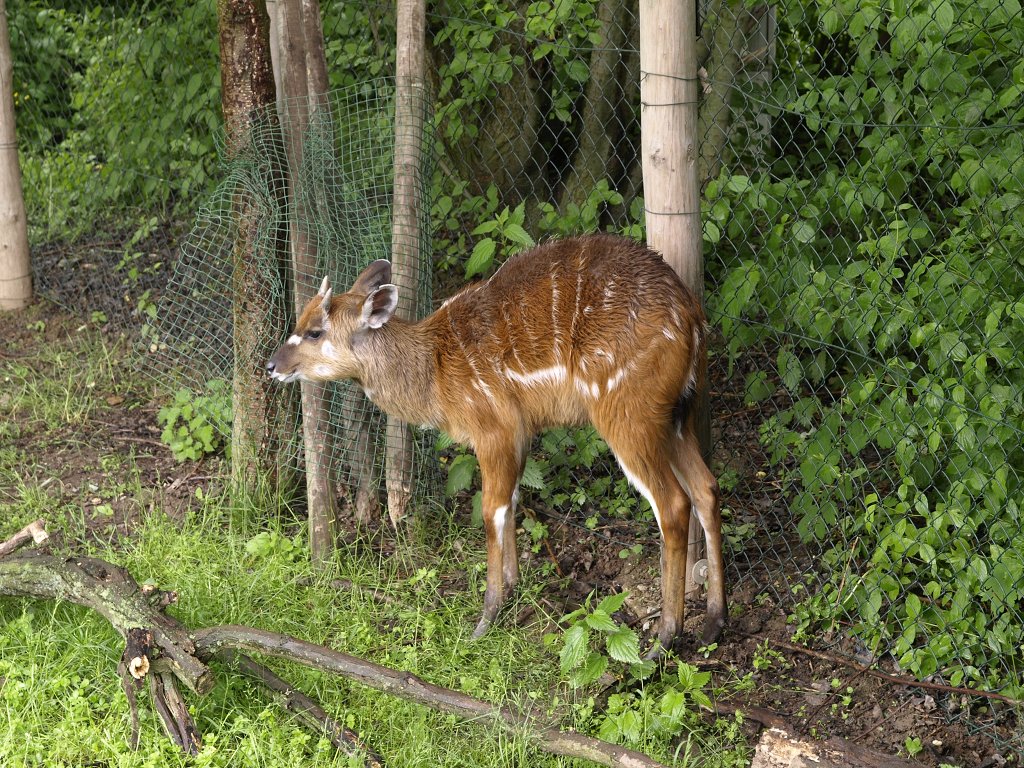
(434, 235), (703, 425)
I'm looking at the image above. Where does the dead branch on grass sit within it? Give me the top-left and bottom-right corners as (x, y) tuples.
(0, 535), (671, 768)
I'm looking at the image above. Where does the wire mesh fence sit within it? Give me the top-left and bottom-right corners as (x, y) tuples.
(11, 0), (1023, 750)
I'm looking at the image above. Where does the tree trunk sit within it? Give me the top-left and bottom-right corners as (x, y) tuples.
(558, 0), (631, 217)
(386, 0), (428, 525)
(218, 0), (293, 493)
(277, 0), (340, 563)
(639, 0), (708, 598)
(0, 0), (31, 311)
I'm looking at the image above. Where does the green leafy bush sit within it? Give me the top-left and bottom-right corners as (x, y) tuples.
(706, 0), (1024, 693)
(157, 380), (232, 462)
(12, 1), (221, 241)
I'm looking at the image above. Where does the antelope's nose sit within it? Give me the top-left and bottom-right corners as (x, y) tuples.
(266, 359), (276, 375)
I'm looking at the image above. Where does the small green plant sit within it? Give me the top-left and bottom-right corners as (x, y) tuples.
(546, 592), (652, 688)
(244, 530), (303, 563)
(903, 736), (923, 757)
(751, 640), (785, 672)
(157, 379), (231, 461)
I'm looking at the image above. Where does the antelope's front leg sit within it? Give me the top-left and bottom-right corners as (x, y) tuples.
(472, 448), (521, 638)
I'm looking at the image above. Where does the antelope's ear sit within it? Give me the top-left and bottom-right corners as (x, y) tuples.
(360, 284), (398, 329)
(317, 275), (331, 296)
(351, 260), (392, 295)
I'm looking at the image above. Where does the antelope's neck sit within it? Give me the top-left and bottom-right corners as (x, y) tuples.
(358, 317), (440, 428)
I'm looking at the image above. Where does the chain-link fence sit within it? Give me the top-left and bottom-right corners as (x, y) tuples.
(12, 0), (1023, 751)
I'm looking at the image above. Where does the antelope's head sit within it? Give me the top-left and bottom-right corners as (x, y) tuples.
(266, 260), (398, 384)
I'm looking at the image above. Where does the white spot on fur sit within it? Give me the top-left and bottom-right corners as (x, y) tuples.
(663, 328), (676, 341)
(507, 365), (567, 388)
(618, 461), (662, 535)
(493, 504), (509, 554)
(322, 341), (337, 358)
(589, 381), (600, 399)
(314, 364), (332, 378)
(287, 335), (302, 346)
(606, 367), (627, 392)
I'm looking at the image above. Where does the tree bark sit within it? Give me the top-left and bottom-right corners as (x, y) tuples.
(559, 0), (631, 216)
(387, 0), (429, 525)
(751, 728), (917, 768)
(0, 0), (32, 311)
(639, 0), (709, 600)
(218, 0), (293, 493)
(277, 0), (340, 563)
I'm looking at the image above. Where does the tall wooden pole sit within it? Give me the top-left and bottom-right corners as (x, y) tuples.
(639, 0), (709, 598)
(0, 0), (31, 311)
(386, 0), (428, 525)
(276, 0), (339, 562)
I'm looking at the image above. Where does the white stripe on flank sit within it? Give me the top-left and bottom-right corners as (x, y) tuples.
(606, 367), (627, 392)
(473, 378), (495, 399)
(618, 461), (662, 535)
(551, 277), (561, 359)
(287, 335), (302, 346)
(685, 327), (701, 392)
(506, 365), (568, 388)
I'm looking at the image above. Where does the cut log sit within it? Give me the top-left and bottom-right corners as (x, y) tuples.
(751, 727), (918, 768)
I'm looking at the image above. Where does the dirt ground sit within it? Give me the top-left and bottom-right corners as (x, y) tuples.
(1, 289), (1019, 768)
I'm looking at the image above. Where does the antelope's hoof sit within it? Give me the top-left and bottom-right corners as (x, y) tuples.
(701, 615), (726, 646)
(471, 616), (492, 639)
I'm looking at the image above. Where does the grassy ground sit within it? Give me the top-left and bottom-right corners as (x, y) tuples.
(0, 302), (752, 767)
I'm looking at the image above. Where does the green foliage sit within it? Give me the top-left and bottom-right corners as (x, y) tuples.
(707, 0), (1024, 692)
(546, 592), (651, 688)
(546, 594), (747, 763)
(157, 380), (232, 462)
(440, 425), (651, 529)
(11, 1), (221, 241)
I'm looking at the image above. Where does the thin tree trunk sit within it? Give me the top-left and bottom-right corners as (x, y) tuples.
(0, 0), (31, 311)
(386, 0), (428, 525)
(559, 0), (631, 216)
(218, 0), (292, 493)
(697, 0), (745, 186)
(639, 0), (708, 598)
(278, 0), (339, 563)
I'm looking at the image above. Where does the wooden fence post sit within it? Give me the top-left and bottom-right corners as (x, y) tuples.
(639, 0), (710, 597)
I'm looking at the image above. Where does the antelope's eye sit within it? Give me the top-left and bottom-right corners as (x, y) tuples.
(305, 329), (323, 341)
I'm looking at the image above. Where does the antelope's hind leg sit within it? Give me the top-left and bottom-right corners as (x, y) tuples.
(595, 416), (692, 655)
(472, 442), (524, 638)
(671, 426), (726, 644)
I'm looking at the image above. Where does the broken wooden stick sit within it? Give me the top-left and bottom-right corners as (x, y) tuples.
(0, 518), (49, 557)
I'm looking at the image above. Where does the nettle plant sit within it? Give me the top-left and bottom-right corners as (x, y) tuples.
(157, 379), (232, 462)
(705, 0), (1023, 694)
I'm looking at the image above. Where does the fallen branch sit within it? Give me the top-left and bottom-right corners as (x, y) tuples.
(194, 625), (667, 768)
(0, 550), (671, 768)
(0, 518), (49, 557)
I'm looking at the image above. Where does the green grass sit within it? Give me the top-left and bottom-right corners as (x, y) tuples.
(0, 307), (752, 767)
